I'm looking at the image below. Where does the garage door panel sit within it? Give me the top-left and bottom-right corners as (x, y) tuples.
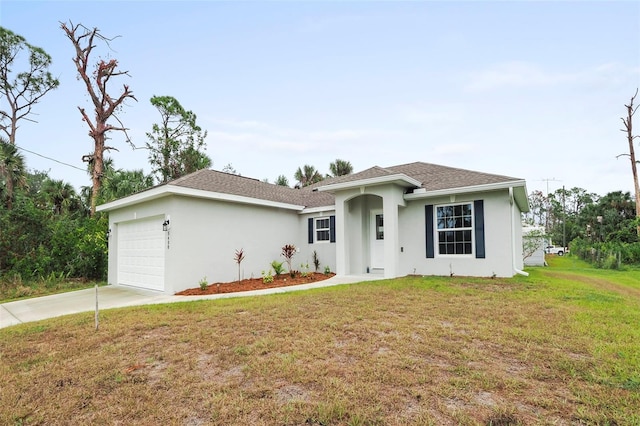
(117, 216), (165, 291)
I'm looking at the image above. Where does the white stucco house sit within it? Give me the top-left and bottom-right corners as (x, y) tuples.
(97, 162), (530, 294)
(522, 225), (547, 267)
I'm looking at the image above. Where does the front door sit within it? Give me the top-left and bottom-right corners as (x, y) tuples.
(370, 210), (384, 271)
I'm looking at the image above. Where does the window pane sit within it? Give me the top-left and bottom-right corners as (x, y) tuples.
(317, 230), (329, 241)
(435, 203), (474, 255)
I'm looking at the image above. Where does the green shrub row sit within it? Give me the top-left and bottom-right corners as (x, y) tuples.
(0, 197), (108, 281)
(570, 237), (640, 269)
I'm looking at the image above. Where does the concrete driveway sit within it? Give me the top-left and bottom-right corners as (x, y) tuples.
(0, 274), (381, 329)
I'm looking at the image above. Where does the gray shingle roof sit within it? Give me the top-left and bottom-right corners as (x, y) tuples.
(166, 162), (524, 208)
(386, 162), (523, 191)
(169, 169), (335, 208)
(311, 162), (523, 192)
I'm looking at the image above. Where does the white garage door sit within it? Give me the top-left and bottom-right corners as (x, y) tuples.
(117, 216), (165, 291)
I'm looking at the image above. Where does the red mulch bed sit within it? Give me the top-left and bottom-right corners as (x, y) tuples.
(175, 272), (336, 296)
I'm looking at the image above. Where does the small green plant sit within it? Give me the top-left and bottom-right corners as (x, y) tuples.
(281, 244), (296, 274)
(312, 250), (320, 272)
(261, 269), (274, 284)
(300, 262), (310, 278)
(271, 260), (285, 276)
(199, 277), (208, 291)
(234, 248), (245, 284)
(324, 265), (331, 275)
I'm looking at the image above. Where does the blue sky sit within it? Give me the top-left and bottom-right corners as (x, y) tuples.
(1, 1), (639, 197)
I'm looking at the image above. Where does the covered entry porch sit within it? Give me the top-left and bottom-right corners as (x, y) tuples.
(317, 173), (421, 279)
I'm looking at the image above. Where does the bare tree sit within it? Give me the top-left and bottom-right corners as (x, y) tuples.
(618, 89), (640, 237)
(0, 27), (60, 144)
(60, 21), (136, 216)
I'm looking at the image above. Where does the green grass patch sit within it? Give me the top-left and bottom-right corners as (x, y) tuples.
(1, 259), (639, 424)
(0, 275), (105, 303)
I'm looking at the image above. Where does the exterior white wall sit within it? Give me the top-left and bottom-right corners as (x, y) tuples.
(108, 195), (305, 294)
(166, 196), (301, 293)
(299, 210), (337, 274)
(398, 189), (519, 277)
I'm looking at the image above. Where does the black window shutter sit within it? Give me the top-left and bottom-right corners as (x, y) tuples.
(425, 205), (434, 258)
(308, 218), (314, 244)
(474, 200), (485, 259)
(329, 215), (336, 243)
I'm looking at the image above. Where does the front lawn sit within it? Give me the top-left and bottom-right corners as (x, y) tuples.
(1, 258), (638, 425)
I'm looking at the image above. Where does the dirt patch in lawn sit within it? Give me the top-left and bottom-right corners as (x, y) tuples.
(175, 272), (336, 296)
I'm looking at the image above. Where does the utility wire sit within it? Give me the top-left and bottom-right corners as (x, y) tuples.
(15, 144), (87, 172)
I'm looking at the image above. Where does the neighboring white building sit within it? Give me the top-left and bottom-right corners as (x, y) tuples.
(522, 225), (547, 267)
(97, 162), (530, 294)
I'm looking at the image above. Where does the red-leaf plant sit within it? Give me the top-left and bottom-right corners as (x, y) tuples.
(281, 244), (296, 276)
(234, 248), (245, 284)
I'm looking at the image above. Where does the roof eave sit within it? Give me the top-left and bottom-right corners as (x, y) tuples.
(315, 174), (422, 193)
(404, 180), (530, 212)
(97, 185), (305, 212)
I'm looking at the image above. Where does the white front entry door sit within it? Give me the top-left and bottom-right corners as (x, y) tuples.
(370, 210), (384, 270)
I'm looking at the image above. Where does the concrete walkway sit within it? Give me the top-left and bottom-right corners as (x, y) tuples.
(0, 274), (383, 329)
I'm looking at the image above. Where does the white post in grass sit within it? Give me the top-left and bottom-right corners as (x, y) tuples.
(95, 284), (99, 331)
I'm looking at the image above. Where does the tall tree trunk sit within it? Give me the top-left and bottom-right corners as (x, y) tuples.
(621, 90), (640, 237)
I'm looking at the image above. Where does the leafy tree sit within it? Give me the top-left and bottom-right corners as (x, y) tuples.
(61, 21), (137, 216)
(546, 187), (598, 246)
(274, 174), (289, 187)
(0, 27), (60, 145)
(294, 164), (323, 187)
(522, 190), (548, 227)
(146, 95), (210, 183)
(0, 136), (27, 209)
(328, 159), (353, 177)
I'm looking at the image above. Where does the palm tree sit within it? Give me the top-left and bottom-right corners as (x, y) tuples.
(0, 137), (27, 209)
(294, 165), (323, 188)
(42, 178), (80, 215)
(102, 168), (154, 202)
(274, 175), (289, 187)
(328, 159), (353, 177)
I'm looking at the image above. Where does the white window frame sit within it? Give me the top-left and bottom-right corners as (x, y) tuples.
(435, 202), (474, 256)
(315, 217), (331, 243)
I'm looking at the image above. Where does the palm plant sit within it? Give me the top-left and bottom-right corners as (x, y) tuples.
(274, 175), (289, 187)
(42, 178), (80, 215)
(294, 165), (323, 187)
(328, 159), (353, 177)
(0, 137), (27, 209)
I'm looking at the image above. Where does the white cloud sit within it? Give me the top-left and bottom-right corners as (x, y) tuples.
(465, 61), (572, 91)
(465, 61), (640, 92)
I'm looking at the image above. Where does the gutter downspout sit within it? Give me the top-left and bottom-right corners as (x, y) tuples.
(510, 187), (529, 277)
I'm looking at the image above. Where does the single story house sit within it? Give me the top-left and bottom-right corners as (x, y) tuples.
(97, 162), (530, 294)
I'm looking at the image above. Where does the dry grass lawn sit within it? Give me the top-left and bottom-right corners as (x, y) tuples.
(1, 257), (639, 425)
